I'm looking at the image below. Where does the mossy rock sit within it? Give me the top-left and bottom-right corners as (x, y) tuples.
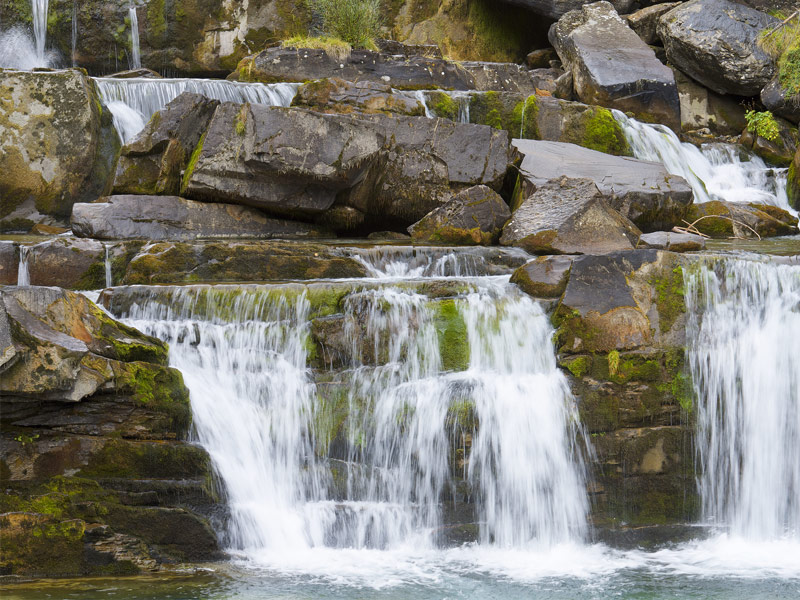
(432, 298), (469, 372)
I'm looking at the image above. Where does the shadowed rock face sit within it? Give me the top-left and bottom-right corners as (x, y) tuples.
(657, 0), (778, 96)
(685, 201), (799, 238)
(550, 2), (680, 130)
(71, 195), (328, 241)
(0, 69), (119, 233)
(500, 178), (642, 254)
(500, 0), (633, 21)
(511, 139), (693, 231)
(761, 77), (800, 126)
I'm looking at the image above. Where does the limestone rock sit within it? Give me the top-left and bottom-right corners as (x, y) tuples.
(672, 68), (747, 135)
(0, 69), (119, 232)
(625, 2), (681, 45)
(685, 201), (798, 238)
(657, 0), (778, 96)
(292, 78), (425, 116)
(550, 2), (680, 130)
(510, 255), (574, 297)
(72, 195), (327, 241)
(638, 231), (706, 252)
(408, 185), (511, 245)
(511, 140), (693, 231)
(499, 178), (642, 254)
(113, 93), (220, 196)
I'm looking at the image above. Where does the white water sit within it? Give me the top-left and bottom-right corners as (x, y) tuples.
(96, 78), (298, 142)
(103, 244), (112, 288)
(409, 91), (471, 123)
(128, 1), (140, 70)
(31, 0), (47, 65)
(686, 259), (800, 540)
(614, 111), (793, 213)
(16, 245), (31, 286)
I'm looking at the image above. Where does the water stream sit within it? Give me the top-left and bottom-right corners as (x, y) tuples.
(128, 1), (140, 70)
(16, 245), (31, 286)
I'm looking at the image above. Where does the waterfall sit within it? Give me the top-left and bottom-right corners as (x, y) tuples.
(31, 0), (47, 65)
(96, 78), (299, 142)
(128, 1), (140, 70)
(116, 277), (589, 563)
(103, 244), (112, 288)
(17, 246), (31, 286)
(686, 258), (800, 539)
(407, 91), (471, 123)
(613, 111), (792, 213)
(70, 1), (77, 67)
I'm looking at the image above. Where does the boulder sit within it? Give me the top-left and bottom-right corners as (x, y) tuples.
(526, 48), (558, 68)
(499, 178), (642, 254)
(408, 186), (511, 245)
(0, 242), (18, 285)
(657, 0), (778, 96)
(511, 140), (693, 231)
(235, 47), (475, 90)
(626, 3), (681, 45)
(183, 103), (512, 226)
(739, 115), (799, 166)
(460, 62), (540, 94)
(113, 93), (220, 196)
(638, 231), (705, 252)
(685, 201), (798, 238)
(0, 70), (119, 232)
(501, 0), (634, 20)
(550, 2), (680, 130)
(672, 68), (747, 135)
(761, 77), (800, 126)
(72, 195), (327, 241)
(510, 255), (574, 297)
(292, 78), (425, 116)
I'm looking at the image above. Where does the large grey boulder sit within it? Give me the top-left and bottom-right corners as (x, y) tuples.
(625, 3), (681, 45)
(673, 68), (747, 135)
(510, 255), (574, 297)
(638, 231), (705, 252)
(500, 0), (634, 20)
(292, 78), (425, 116)
(0, 69), (119, 233)
(71, 195), (327, 241)
(549, 2), (680, 130)
(512, 139), (693, 231)
(408, 185), (511, 245)
(184, 103), (512, 226)
(657, 0), (778, 96)
(113, 93), (220, 195)
(499, 178), (642, 254)
(761, 77), (800, 126)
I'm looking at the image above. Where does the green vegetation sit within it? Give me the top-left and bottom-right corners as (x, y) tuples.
(282, 34), (355, 59)
(309, 0), (382, 49)
(744, 109), (781, 141)
(652, 266), (686, 335)
(758, 12), (800, 96)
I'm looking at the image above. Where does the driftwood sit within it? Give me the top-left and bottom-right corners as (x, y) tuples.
(763, 10), (799, 39)
(673, 215), (762, 241)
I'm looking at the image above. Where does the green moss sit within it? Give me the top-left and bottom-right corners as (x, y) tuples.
(234, 105), (247, 136)
(508, 95), (540, 139)
(79, 439), (208, 479)
(470, 91), (505, 129)
(446, 399), (477, 429)
(553, 308), (603, 353)
(428, 91), (459, 120)
(578, 108), (631, 156)
(433, 299), (469, 371)
(146, 0), (167, 41)
(651, 266), (685, 335)
(181, 131), (206, 193)
(113, 362), (191, 434)
(565, 355), (591, 378)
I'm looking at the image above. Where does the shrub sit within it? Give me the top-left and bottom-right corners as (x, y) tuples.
(758, 12), (800, 97)
(744, 110), (781, 141)
(311, 0), (382, 50)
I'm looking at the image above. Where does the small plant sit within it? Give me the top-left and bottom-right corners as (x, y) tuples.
(758, 11), (800, 97)
(311, 0), (382, 50)
(744, 110), (781, 141)
(282, 34), (353, 61)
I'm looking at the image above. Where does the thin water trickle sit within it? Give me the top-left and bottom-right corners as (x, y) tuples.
(103, 244), (112, 288)
(128, 1), (140, 70)
(17, 245), (31, 286)
(31, 0), (48, 65)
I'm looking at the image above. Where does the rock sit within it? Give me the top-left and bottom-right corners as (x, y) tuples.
(626, 3), (681, 45)
(529, 68), (575, 99)
(657, 0), (778, 96)
(408, 186), (511, 245)
(553, 249), (687, 353)
(13, 238), (103, 289)
(72, 195), (327, 241)
(292, 78), (425, 116)
(638, 231), (706, 252)
(526, 48), (557, 68)
(511, 140), (693, 231)
(739, 115), (799, 167)
(789, 149), (799, 211)
(184, 103), (512, 226)
(375, 39), (443, 58)
(120, 241), (369, 284)
(0, 69), (119, 232)
(510, 255), (574, 297)
(501, 0), (634, 20)
(113, 93), (220, 196)
(761, 77), (800, 125)
(672, 68), (747, 135)
(499, 178), (642, 254)
(0, 242), (18, 285)
(235, 47), (475, 90)
(550, 2), (680, 130)
(108, 68), (162, 79)
(685, 201), (798, 238)
(459, 62), (540, 94)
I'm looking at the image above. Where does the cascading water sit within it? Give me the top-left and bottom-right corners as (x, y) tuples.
(613, 111), (793, 213)
(31, 0), (48, 65)
(114, 264), (590, 576)
(128, 1), (140, 70)
(103, 244), (112, 288)
(686, 258), (800, 540)
(17, 245), (31, 286)
(95, 78), (299, 142)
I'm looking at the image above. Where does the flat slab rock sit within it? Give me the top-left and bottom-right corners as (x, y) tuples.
(510, 255), (574, 298)
(512, 139), (693, 231)
(638, 231), (705, 252)
(500, 177), (642, 254)
(549, 1), (680, 130)
(71, 195), (326, 241)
